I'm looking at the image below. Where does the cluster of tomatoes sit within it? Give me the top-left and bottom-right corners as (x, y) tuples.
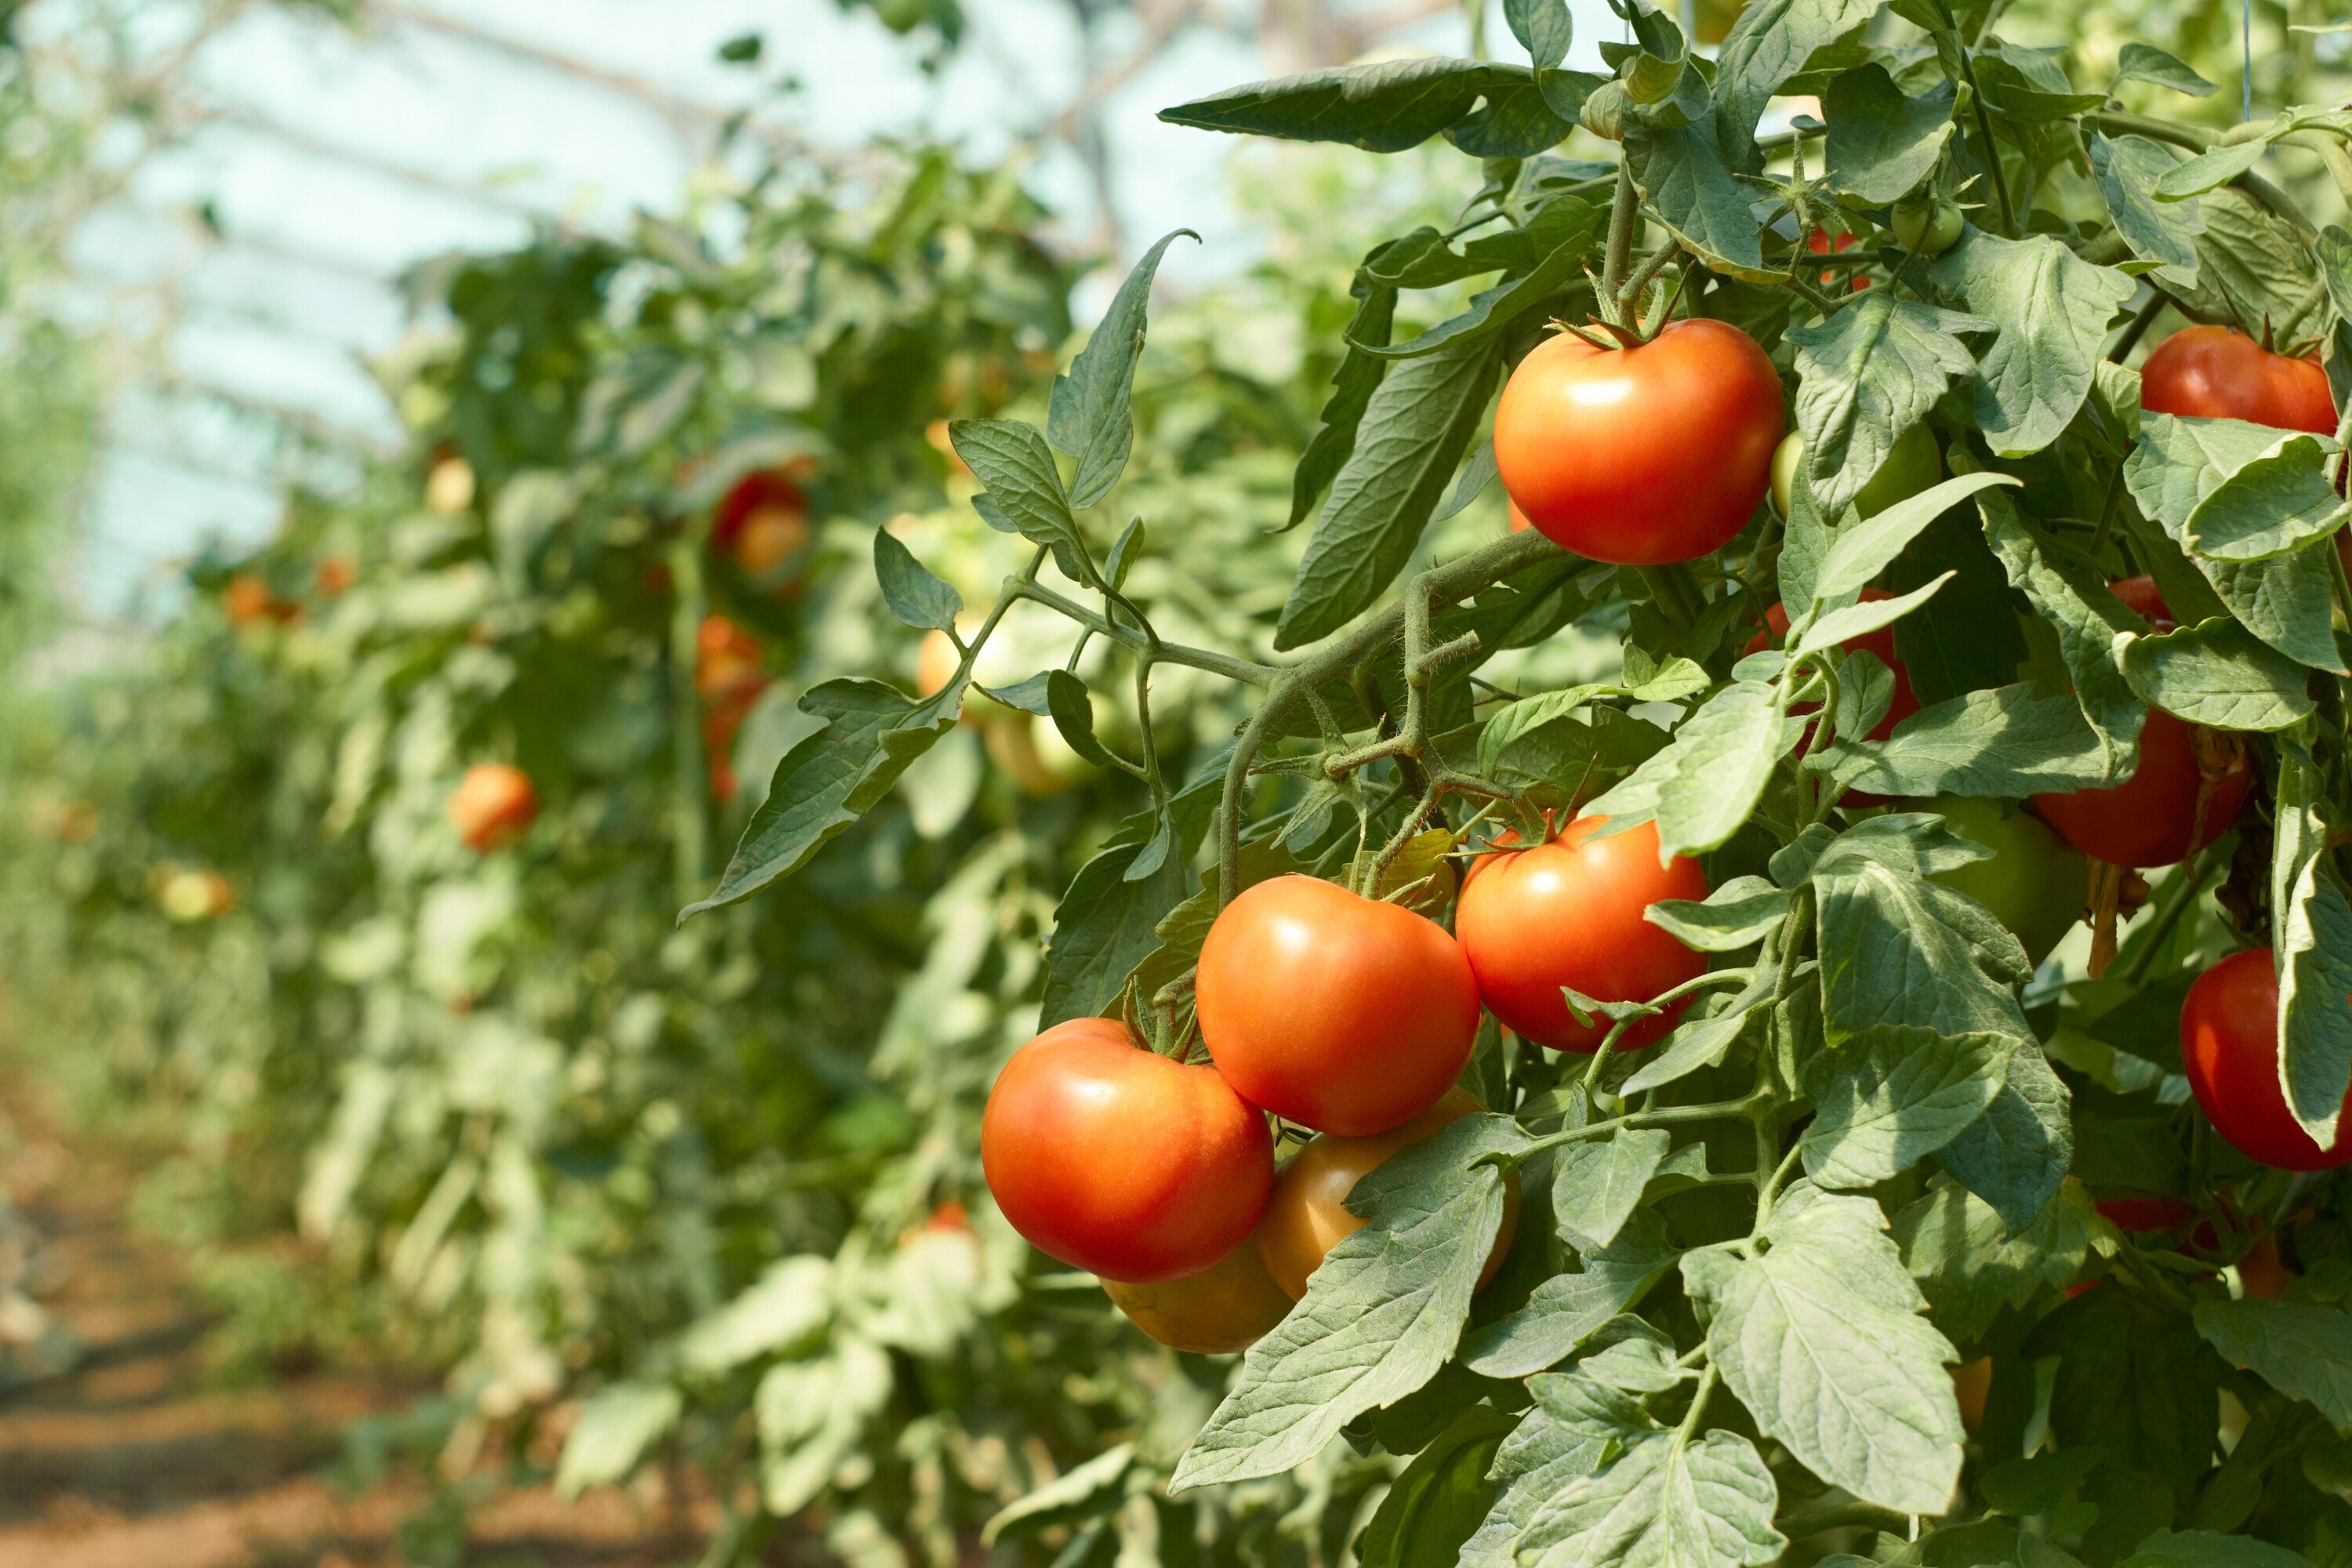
(981, 314), (2352, 1352)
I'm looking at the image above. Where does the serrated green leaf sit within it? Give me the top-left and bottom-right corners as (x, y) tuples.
(2126, 413), (2347, 563)
(685, 681), (958, 916)
(1290, 267), (1396, 529)
(1047, 229), (1196, 506)
(982, 1442), (1136, 1544)
(1457, 1393), (1628, 1568)
(1893, 1174), (2096, 1343)
(1940, 1040), (2074, 1236)
(1800, 1025), (2015, 1189)
(1684, 1182), (1962, 1513)
(2201, 540), (2347, 672)
(1621, 967), (1777, 1094)
(1156, 58), (1528, 151)
(1928, 233), (2137, 458)
(2027, 1286), (2225, 1500)
(1791, 573), (1951, 659)
(556, 1381), (683, 1497)
(2274, 754), (2352, 1150)
(1823, 67), (1956, 205)
(1354, 1405), (1515, 1567)
(1806, 472), (2017, 612)
(1517, 1428), (1786, 1567)
(1446, 74), (1587, 157)
(1623, 118), (1774, 283)
(2089, 133), (2203, 289)
(1788, 297), (1988, 519)
(950, 418), (1086, 563)
(1461, 1211), (1679, 1377)
(2192, 1298), (2352, 1430)
(2169, 185), (2331, 351)
(872, 530), (964, 631)
(1553, 1128), (1670, 1251)
(1042, 814), (1194, 1025)
(1171, 1116), (1529, 1490)
(1275, 332), (1501, 648)
(1646, 877), (1790, 952)
(1362, 231), (1598, 361)
(2114, 41), (2216, 97)
(1504, 0), (1573, 70)
(1574, 1317), (1683, 1392)
(1712, 0), (1882, 140)
(2120, 616), (2315, 731)
(1981, 504), (2147, 779)
(1626, 680), (1786, 860)
(1826, 682), (2110, 799)
(2153, 139), (2270, 201)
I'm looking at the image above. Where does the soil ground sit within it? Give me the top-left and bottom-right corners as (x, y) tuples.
(0, 1075), (717, 1568)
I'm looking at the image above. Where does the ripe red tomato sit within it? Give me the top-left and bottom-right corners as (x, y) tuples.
(2182, 949), (2352, 1172)
(2031, 704), (2248, 867)
(1101, 1234), (1294, 1352)
(714, 469), (815, 586)
(980, 1018), (1274, 1282)
(1255, 1087), (1518, 1299)
(2109, 574), (2172, 628)
(695, 615), (768, 703)
(448, 764), (539, 851)
(1494, 319), (1784, 566)
(1805, 227), (1869, 290)
(1508, 498), (1531, 533)
(1455, 816), (1707, 1051)
(1196, 875), (1479, 1135)
(2140, 326), (2336, 434)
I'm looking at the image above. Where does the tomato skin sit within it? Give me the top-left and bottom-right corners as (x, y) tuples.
(1769, 423), (1941, 520)
(1255, 1087), (1519, 1299)
(1196, 876), (1479, 1135)
(1893, 197), (1964, 256)
(2182, 949), (2352, 1172)
(980, 1018), (1274, 1283)
(2109, 574), (2172, 628)
(1102, 1233), (1294, 1352)
(2140, 326), (2336, 434)
(1494, 319), (1784, 566)
(1507, 498), (1531, 533)
(1455, 816), (1707, 1051)
(1923, 793), (2087, 965)
(2030, 705), (2249, 867)
(448, 764), (539, 851)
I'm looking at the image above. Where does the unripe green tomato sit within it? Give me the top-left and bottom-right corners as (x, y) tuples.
(1769, 422), (1942, 519)
(1893, 195), (1964, 256)
(1924, 793), (2088, 965)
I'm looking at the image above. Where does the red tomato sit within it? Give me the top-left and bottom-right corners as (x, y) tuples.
(1254, 1087), (1518, 1299)
(448, 764), (538, 852)
(1494, 319), (1784, 566)
(1101, 1233), (1294, 1352)
(1508, 499), (1531, 533)
(2030, 705), (2248, 867)
(2109, 575), (2172, 629)
(1455, 816), (1707, 1051)
(1805, 227), (1869, 290)
(980, 1018), (1273, 1282)
(696, 615), (768, 703)
(713, 470), (809, 546)
(1196, 875), (1479, 1135)
(2181, 949), (2352, 1172)
(2140, 326), (2336, 434)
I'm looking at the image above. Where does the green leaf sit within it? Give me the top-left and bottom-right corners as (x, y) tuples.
(1044, 668), (1116, 767)
(1515, 1428), (1786, 1567)
(2126, 413), (2347, 564)
(1889, 499), (2033, 706)
(1939, 1040), (2074, 1236)
(1646, 876), (1790, 952)
(1893, 1174), (2096, 1344)
(2026, 1283), (2224, 1500)
(1156, 58), (1528, 151)
(1788, 298), (1988, 519)
(1460, 1375), (1641, 1567)
(949, 419), (1086, 571)
(684, 681), (957, 916)
(1171, 1116), (1529, 1490)
(2120, 616), (2316, 731)
(1047, 229), (1196, 506)
(2089, 133), (2203, 288)
(1504, 0), (1573, 70)
(556, 1381), (683, 1497)
(1461, 1211), (1679, 1377)
(2113, 42), (2216, 97)
(1621, 967), (1777, 1094)
(1586, 681), (1784, 861)
(1446, 74), (1587, 158)
(1823, 67), (1956, 205)
(1790, 573), (1951, 659)
(1971, 45), (2106, 119)
(872, 529), (964, 631)
(1274, 332), (1501, 648)
(2154, 140), (2273, 202)
(1806, 472), (2018, 611)
(1353, 1406), (1515, 1567)
(1290, 268), (1396, 529)
(1552, 1128), (1670, 1251)
(1574, 1317), (1684, 1392)
(1711, 0), (1883, 140)
(1982, 504), (2148, 779)
(1927, 233), (2137, 458)
(1800, 1025), (2016, 1189)
(1682, 1182), (1963, 1514)
(982, 1443), (1136, 1543)
(1362, 230), (1599, 360)
(1978, 1445), (2107, 1515)
(677, 1256), (833, 1373)
(1623, 117), (1776, 283)
(756, 1338), (894, 1515)
(2274, 753), (2352, 1149)
(1041, 814), (1193, 1025)
(2199, 542), (2347, 673)
(2169, 186), (2331, 351)
(1826, 684), (2108, 799)
(2193, 1298), (2352, 1430)
(2122, 1530), (2314, 1568)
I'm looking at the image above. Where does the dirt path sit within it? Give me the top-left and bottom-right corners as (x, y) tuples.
(0, 1078), (715, 1568)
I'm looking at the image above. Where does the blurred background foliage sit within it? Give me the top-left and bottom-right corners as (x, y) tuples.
(9, 0), (2352, 1563)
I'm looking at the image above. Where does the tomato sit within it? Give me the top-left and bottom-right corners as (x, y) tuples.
(1102, 1233), (1294, 1352)
(696, 615), (768, 704)
(1494, 318), (1784, 566)
(2140, 326), (2336, 434)
(1255, 1087), (1519, 1298)
(2181, 949), (2352, 1171)
(316, 555), (358, 597)
(1892, 196), (1963, 256)
(1923, 793), (2087, 965)
(1805, 227), (1869, 289)
(223, 573), (297, 626)
(1455, 816), (1706, 1051)
(448, 763), (538, 851)
(980, 1018), (1274, 1282)
(2239, 1232), (2292, 1299)
(2110, 574), (2172, 627)
(1507, 498), (1531, 533)
(1768, 422), (1941, 520)
(2031, 705), (2248, 867)
(1196, 875), (1479, 1134)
